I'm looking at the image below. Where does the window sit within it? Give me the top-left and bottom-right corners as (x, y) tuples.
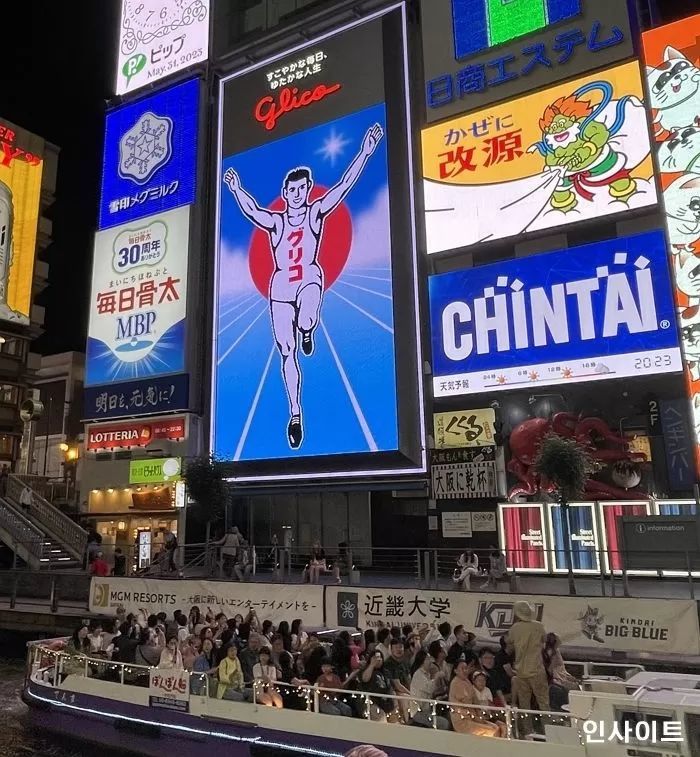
(0, 385), (18, 405)
(0, 338), (24, 358)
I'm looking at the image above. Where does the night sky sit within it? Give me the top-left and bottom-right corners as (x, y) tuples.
(0, 0), (694, 355)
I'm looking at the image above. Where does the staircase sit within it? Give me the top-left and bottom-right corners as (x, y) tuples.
(2, 474), (86, 569)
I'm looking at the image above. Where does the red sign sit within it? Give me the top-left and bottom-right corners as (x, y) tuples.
(254, 83), (342, 131)
(87, 417), (186, 451)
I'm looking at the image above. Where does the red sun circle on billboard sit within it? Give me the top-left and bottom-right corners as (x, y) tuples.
(249, 186), (353, 298)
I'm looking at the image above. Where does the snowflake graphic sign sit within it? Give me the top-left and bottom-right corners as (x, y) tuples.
(119, 112), (173, 184)
(99, 78), (199, 230)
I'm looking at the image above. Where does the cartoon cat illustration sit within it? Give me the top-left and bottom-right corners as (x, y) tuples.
(664, 173), (700, 251)
(646, 47), (700, 135)
(578, 606), (605, 644)
(680, 309), (700, 380)
(658, 124), (700, 173)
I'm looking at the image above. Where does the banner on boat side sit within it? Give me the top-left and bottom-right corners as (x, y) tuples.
(327, 586), (700, 655)
(89, 577), (324, 627)
(149, 669), (190, 712)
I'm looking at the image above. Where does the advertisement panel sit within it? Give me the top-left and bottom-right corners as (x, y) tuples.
(84, 373), (189, 422)
(546, 502), (600, 573)
(433, 408), (495, 447)
(0, 119), (44, 325)
(328, 586), (700, 656)
(598, 500), (651, 572)
(86, 205), (190, 387)
(86, 416), (186, 451)
(212, 5), (424, 481)
(99, 78), (199, 230)
(421, 0), (636, 122)
(115, 0), (210, 96)
(149, 669), (189, 713)
(129, 456), (182, 484)
(90, 577), (324, 628)
(430, 446), (502, 499)
(642, 15), (700, 478)
(422, 61), (656, 253)
(498, 502), (549, 571)
(430, 231), (682, 397)
(660, 398), (696, 491)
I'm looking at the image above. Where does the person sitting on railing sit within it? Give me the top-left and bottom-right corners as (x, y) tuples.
(302, 540), (328, 584)
(316, 657), (354, 717)
(453, 549), (479, 590)
(233, 539), (253, 582)
(252, 646), (283, 708)
(480, 547), (508, 590)
(359, 650), (396, 722)
(217, 643), (245, 701)
(158, 636), (184, 669)
(192, 638), (217, 695)
(448, 656), (503, 737)
(408, 649), (450, 730)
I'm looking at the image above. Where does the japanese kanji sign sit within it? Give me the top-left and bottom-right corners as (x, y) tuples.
(430, 446), (502, 499)
(83, 374), (189, 421)
(421, 0), (635, 121)
(100, 78), (199, 229)
(422, 61), (656, 253)
(660, 399), (695, 491)
(0, 118), (44, 326)
(116, 0), (209, 96)
(86, 206), (190, 387)
(433, 408), (496, 448)
(149, 669), (189, 712)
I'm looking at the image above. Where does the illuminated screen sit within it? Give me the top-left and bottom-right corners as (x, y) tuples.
(0, 119), (44, 326)
(212, 7), (424, 480)
(548, 502), (599, 572)
(430, 230), (682, 397)
(452, 0), (582, 58)
(422, 61), (656, 253)
(498, 503), (548, 571)
(99, 78), (199, 230)
(599, 501), (650, 571)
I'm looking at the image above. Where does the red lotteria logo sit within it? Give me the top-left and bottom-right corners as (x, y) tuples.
(254, 83), (342, 131)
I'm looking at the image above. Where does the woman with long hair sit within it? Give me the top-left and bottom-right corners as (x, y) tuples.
(277, 620), (292, 653)
(408, 650), (449, 729)
(290, 619), (308, 652)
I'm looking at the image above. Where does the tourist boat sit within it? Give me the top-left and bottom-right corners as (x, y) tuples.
(22, 640), (700, 757)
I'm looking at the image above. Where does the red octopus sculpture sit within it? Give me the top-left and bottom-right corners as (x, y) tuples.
(507, 412), (646, 501)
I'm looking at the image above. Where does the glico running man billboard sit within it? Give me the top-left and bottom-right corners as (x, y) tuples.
(642, 14), (700, 475)
(422, 61), (656, 254)
(0, 119), (44, 325)
(213, 3), (425, 482)
(429, 230), (682, 397)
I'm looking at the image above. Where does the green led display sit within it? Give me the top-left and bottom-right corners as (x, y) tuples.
(487, 0), (548, 47)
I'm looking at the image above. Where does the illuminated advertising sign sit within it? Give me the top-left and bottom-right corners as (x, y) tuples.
(422, 61), (655, 254)
(433, 408), (495, 448)
(86, 416), (186, 451)
(99, 78), (199, 230)
(0, 119), (44, 325)
(421, 0), (635, 121)
(86, 205), (190, 387)
(129, 456), (182, 484)
(116, 0), (209, 96)
(546, 502), (600, 573)
(430, 231), (682, 397)
(212, 4), (425, 482)
(598, 500), (650, 572)
(642, 15), (700, 478)
(498, 502), (549, 572)
(83, 374), (189, 422)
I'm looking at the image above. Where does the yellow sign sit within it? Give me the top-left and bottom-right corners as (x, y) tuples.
(0, 119), (44, 324)
(421, 61), (656, 253)
(434, 408), (496, 448)
(626, 434), (652, 463)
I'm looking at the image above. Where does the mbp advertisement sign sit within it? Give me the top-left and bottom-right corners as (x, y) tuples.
(116, 0), (209, 95)
(213, 4), (424, 482)
(429, 231), (682, 397)
(99, 78), (199, 230)
(642, 15), (700, 477)
(0, 119), (44, 325)
(422, 61), (656, 253)
(421, 0), (636, 121)
(86, 205), (190, 387)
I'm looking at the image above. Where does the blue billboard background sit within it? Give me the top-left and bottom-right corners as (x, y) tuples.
(98, 78), (199, 229)
(550, 503), (598, 571)
(430, 230), (681, 393)
(214, 103), (398, 462)
(84, 374), (189, 421)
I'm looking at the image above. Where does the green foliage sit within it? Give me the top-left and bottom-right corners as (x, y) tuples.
(182, 457), (229, 523)
(534, 433), (598, 503)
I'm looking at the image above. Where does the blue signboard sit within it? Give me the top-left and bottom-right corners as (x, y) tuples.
(430, 230), (682, 397)
(84, 374), (189, 422)
(549, 502), (599, 572)
(660, 399), (696, 491)
(98, 78), (199, 230)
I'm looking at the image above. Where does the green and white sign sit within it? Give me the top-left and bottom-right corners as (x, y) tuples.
(129, 457), (182, 484)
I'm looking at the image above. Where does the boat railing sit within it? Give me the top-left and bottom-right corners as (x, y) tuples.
(30, 643), (584, 742)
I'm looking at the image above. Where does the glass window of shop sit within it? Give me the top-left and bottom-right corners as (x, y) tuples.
(214, 0), (336, 56)
(91, 515), (179, 570)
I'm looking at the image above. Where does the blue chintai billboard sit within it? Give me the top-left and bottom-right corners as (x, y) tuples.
(212, 5), (425, 482)
(430, 230), (683, 397)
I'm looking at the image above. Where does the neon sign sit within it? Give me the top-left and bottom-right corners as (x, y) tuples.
(254, 83), (342, 131)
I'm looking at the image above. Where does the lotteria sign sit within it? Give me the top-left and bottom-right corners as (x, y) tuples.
(429, 230), (682, 397)
(87, 417), (186, 451)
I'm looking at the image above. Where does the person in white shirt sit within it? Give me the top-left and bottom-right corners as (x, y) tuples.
(453, 549), (479, 590)
(158, 637), (184, 670)
(215, 527), (241, 577)
(471, 670), (494, 706)
(375, 628), (392, 662)
(176, 614), (190, 643)
(87, 624), (105, 655)
(252, 646), (283, 708)
(408, 649), (450, 729)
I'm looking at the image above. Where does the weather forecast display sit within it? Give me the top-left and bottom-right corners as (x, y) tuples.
(213, 6), (424, 479)
(99, 78), (199, 230)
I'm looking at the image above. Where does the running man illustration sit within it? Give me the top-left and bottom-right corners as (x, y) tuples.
(223, 122), (384, 449)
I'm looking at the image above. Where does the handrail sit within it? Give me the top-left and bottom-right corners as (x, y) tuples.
(7, 474), (87, 560)
(0, 499), (43, 561)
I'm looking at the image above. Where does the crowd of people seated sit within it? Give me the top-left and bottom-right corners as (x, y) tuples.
(60, 599), (577, 739)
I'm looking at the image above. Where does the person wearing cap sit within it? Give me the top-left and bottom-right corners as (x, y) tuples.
(505, 601), (549, 731)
